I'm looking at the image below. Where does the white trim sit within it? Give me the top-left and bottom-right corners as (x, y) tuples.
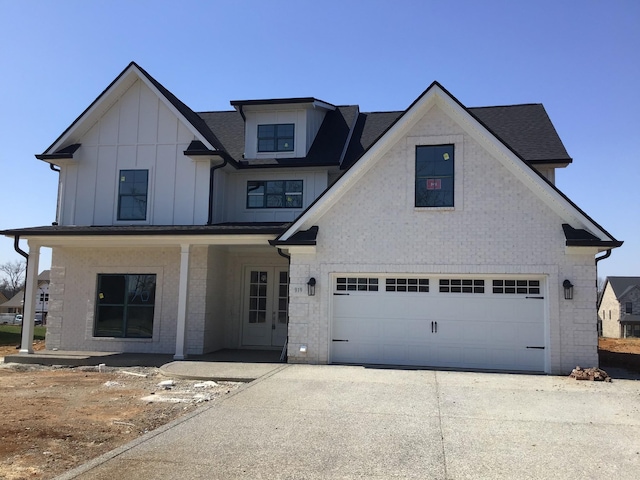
(20, 242), (41, 353)
(12, 234), (277, 248)
(174, 244), (190, 360)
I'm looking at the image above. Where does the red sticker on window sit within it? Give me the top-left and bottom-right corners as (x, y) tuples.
(426, 179), (441, 190)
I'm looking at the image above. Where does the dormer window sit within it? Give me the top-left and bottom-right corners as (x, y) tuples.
(257, 124), (294, 152)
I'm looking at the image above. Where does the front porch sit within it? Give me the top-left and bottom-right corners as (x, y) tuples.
(12, 225), (293, 360)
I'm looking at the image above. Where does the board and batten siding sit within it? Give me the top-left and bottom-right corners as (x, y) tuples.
(58, 78), (209, 226)
(219, 170), (329, 223)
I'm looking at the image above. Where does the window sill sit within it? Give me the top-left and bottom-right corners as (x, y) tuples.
(414, 206), (455, 212)
(91, 337), (154, 342)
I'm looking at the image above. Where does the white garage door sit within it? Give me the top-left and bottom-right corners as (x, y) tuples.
(331, 276), (546, 372)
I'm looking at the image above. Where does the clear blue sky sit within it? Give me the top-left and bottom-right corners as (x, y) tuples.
(0, 0), (638, 280)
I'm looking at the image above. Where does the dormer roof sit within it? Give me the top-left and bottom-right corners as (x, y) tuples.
(230, 97), (336, 111)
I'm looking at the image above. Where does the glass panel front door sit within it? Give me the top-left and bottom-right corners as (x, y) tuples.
(242, 267), (288, 347)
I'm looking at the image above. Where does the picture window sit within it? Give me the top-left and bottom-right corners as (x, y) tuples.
(94, 274), (156, 338)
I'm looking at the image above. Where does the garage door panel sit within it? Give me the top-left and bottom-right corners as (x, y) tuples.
(331, 276), (546, 372)
(332, 317), (381, 341)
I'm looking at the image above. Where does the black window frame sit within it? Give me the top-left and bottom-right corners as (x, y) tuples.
(626, 302), (633, 314)
(257, 123), (295, 152)
(246, 180), (303, 209)
(415, 144), (454, 208)
(117, 169), (149, 221)
(94, 273), (156, 338)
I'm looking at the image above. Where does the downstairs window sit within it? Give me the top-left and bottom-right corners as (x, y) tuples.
(94, 274), (156, 338)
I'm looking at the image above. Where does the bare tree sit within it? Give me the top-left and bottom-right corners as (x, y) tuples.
(0, 260), (26, 298)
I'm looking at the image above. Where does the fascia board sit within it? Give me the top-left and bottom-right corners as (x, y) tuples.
(435, 93), (615, 242)
(278, 90), (439, 241)
(19, 234), (276, 248)
(47, 65), (216, 155)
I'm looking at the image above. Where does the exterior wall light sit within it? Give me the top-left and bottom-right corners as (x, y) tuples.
(563, 280), (574, 300)
(307, 277), (316, 296)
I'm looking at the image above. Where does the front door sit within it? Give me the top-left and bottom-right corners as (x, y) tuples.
(242, 267), (289, 347)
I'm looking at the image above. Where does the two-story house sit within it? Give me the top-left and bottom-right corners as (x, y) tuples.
(599, 277), (640, 338)
(2, 62), (621, 374)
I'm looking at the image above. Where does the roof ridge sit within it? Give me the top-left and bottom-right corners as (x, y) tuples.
(469, 103), (543, 109)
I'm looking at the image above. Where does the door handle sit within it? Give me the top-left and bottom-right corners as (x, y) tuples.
(435, 321), (437, 333)
(272, 312), (276, 329)
(431, 321), (434, 333)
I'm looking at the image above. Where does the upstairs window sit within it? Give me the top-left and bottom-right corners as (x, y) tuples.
(626, 302), (633, 314)
(415, 145), (454, 207)
(118, 170), (148, 220)
(257, 124), (294, 152)
(247, 180), (303, 208)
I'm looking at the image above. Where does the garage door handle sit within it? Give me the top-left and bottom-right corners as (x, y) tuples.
(526, 346), (545, 349)
(526, 296), (544, 300)
(332, 339), (349, 342)
(431, 321), (437, 333)
(333, 293), (350, 296)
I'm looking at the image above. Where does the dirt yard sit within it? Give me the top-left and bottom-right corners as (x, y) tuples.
(598, 337), (640, 354)
(0, 361), (240, 480)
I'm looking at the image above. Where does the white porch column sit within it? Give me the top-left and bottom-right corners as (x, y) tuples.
(174, 244), (190, 360)
(20, 242), (40, 353)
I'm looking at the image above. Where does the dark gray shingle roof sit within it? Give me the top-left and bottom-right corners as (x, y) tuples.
(197, 106), (359, 167)
(468, 104), (572, 164)
(341, 105), (571, 170)
(607, 277), (640, 299)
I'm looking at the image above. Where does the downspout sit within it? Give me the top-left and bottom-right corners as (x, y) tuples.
(50, 163), (61, 225)
(207, 158), (228, 225)
(595, 249), (612, 289)
(277, 248), (291, 362)
(595, 249), (612, 335)
(13, 236), (29, 348)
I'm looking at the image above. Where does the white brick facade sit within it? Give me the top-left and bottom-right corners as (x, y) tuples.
(285, 105), (598, 374)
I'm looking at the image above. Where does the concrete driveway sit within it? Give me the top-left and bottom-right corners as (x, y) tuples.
(58, 365), (640, 480)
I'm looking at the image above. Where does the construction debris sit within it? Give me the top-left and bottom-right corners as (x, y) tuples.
(569, 366), (612, 382)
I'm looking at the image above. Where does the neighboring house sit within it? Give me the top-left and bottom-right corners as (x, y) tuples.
(599, 277), (640, 338)
(0, 292), (8, 313)
(0, 290), (24, 315)
(0, 270), (50, 321)
(36, 270), (50, 322)
(0, 62), (622, 374)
